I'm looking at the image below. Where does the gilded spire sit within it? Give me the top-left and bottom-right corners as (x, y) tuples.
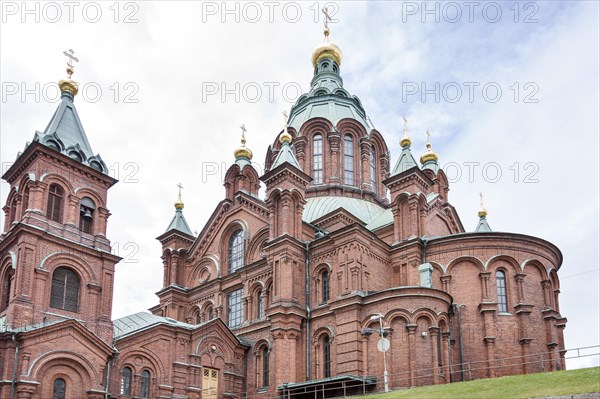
(311, 6), (343, 67)
(58, 49), (79, 97)
(279, 110), (293, 144)
(420, 129), (439, 164)
(175, 183), (184, 210)
(478, 192), (488, 218)
(233, 124), (253, 160)
(400, 114), (412, 148)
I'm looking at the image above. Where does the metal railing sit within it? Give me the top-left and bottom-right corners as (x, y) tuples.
(236, 345), (599, 399)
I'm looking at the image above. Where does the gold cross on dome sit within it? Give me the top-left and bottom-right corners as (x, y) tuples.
(282, 110), (289, 128)
(240, 124), (247, 146)
(322, 6), (332, 29)
(480, 192), (484, 206)
(62, 49), (79, 78)
(177, 183), (183, 201)
(426, 129), (431, 144)
(403, 115), (408, 131)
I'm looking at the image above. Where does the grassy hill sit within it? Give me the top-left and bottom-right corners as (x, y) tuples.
(353, 367), (600, 399)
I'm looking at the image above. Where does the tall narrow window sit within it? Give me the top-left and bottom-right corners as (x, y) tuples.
(322, 270), (330, 303)
(206, 305), (214, 321)
(262, 347), (270, 387)
(9, 199), (17, 224)
(47, 184), (64, 223)
(228, 229), (244, 273)
(323, 335), (331, 378)
(121, 367), (132, 396)
(257, 290), (264, 319)
(52, 378), (66, 399)
(227, 288), (244, 327)
(79, 197), (95, 234)
(344, 134), (354, 185)
(313, 134), (323, 184)
(2, 270), (13, 312)
(496, 270), (508, 313)
(370, 145), (377, 194)
(21, 186), (30, 218)
(140, 370), (151, 398)
(50, 267), (80, 312)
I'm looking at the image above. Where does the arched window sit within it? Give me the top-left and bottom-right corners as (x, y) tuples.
(50, 267), (80, 312)
(313, 134), (323, 184)
(2, 270), (14, 312)
(321, 270), (330, 304)
(344, 134), (354, 185)
(52, 378), (66, 399)
(9, 198), (17, 224)
(120, 367), (132, 396)
(194, 309), (202, 324)
(140, 370), (151, 398)
(21, 186), (30, 218)
(257, 289), (264, 319)
(228, 230), (245, 273)
(205, 304), (214, 321)
(262, 346), (270, 387)
(496, 270), (508, 313)
(370, 145), (377, 194)
(47, 184), (64, 223)
(323, 335), (332, 378)
(79, 197), (95, 234)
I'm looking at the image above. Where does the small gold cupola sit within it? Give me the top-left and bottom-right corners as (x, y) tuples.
(400, 115), (412, 148)
(233, 124), (253, 160)
(420, 129), (439, 164)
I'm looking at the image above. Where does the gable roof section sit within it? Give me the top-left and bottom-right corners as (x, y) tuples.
(113, 312), (249, 347)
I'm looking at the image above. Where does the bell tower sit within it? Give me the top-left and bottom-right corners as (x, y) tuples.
(0, 53), (120, 344)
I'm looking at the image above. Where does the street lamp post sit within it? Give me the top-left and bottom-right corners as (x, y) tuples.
(371, 314), (389, 392)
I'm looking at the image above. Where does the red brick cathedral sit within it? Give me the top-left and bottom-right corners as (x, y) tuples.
(0, 30), (566, 399)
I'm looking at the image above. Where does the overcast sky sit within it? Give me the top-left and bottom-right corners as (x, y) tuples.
(1, 1), (598, 369)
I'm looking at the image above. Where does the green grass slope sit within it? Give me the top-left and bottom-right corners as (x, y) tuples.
(354, 367), (600, 399)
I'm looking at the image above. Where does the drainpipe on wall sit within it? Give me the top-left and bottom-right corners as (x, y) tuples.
(305, 240), (311, 381)
(104, 352), (114, 399)
(454, 303), (465, 382)
(10, 332), (19, 399)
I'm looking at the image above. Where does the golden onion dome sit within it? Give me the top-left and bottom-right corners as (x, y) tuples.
(400, 135), (412, 148)
(174, 200), (184, 210)
(58, 66), (78, 96)
(478, 207), (487, 218)
(234, 146), (253, 160)
(234, 125), (253, 160)
(279, 130), (293, 145)
(478, 193), (488, 218)
(420, 143), (439, 164)
(311, 28), (343, 67)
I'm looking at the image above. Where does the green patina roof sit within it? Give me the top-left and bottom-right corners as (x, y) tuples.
(270, 141), (302, 170)
(32, 91), (108, 173)
(288, 56), (372, 132)
(390, 146), (419, 176)
(475, 216), (492, 232)
(165, 208), (193, 236)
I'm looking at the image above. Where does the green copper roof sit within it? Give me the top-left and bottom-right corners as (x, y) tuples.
(475, 217), (492, 232)
(422, 159), (440, 173)
(303, 196), (388, 227)
(270, 141), (302, 170)
(288, 57), (372, 132)
(390, 146), (419, 176)
(33, 91), (108, 173)
(165, 208), (193, 236)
